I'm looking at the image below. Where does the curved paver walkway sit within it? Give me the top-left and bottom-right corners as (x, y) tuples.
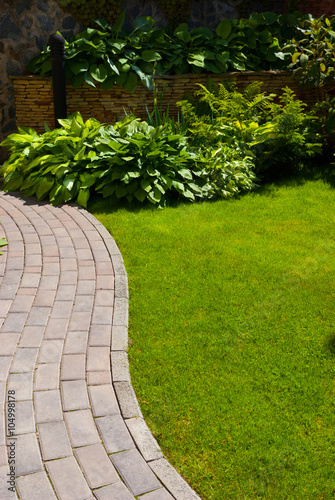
(0, 191), (200, 500)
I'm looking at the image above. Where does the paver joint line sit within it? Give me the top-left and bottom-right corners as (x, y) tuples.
(0, 191), (201, 500)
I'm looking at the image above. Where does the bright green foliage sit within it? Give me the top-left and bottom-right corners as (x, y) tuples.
(178, 81), (325, 181)
(0, 237), (8, 255)
(27, 11), (301, 93)
(282, 15), (335, 87)
(0, 112), (211, 208)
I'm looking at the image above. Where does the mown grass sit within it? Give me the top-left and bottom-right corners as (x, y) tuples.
(91, 178), (335, 500)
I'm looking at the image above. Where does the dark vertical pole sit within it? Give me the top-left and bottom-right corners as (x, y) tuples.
(49, 33), (67, 128)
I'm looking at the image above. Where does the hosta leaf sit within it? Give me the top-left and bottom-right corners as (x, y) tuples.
(123, 71), (138, 93)
(216, 19), (232, 40)
(178, 168), (193, 180)
(76, 188), (90, 207)
(141, 49), (162, 62)
(147, 186), (161, 204)
(36, 177), (54, 199)
(134, 188), (147, 202)
(70, 59), (89, 75)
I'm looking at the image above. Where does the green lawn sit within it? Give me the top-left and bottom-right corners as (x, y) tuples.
(91, 178), (335, 499)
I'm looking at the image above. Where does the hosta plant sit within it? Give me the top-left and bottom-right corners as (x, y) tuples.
(0, 112), (210, 208)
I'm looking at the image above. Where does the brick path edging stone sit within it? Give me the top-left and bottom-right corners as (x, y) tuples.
(0, 191), (201, 500)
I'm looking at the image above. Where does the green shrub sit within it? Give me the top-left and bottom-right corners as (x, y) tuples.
(0, 112), (211, 208)
(282, 15), (335, 88)
(27, 11), (300, 93)
(178, 80), (326, 181)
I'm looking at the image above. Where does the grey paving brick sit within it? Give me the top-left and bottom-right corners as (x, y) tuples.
(59, 269), (77, 284)
(88, 385), (119, 417)
(115, 275), (129, 299)
(69, 311), (91, 332)
(39, 274), (59, 290)
(56, 237), (73, 247)
(0, 333), (20, 355)
(0, 301), (11, 318)
(64, 330), (88, 354)
(38, 421), (72, 460)
(26, 306), (51, 326)
(149, 458), (201, 500)
(140, 489), (174, 500)
(34, 389), (63, 423)
(1, 312), (27, 332)
(78, 265), (96, 281)
(34, 289), (57, 307)
(7, 372), (33, 400)
(125, 417), (163, 462)
(9, 294), (34, 312)
(25, 254), (42, 267)
(77, 279), (95, 295)
(76, 248), (93, 261)
(95, 415), (134, 454)
(44, 318), (69, 339)
(20, 273), (41, 288)
(89, 324), (111, 347)
(0, 465), (19, 500)
(64, 409), (100, 447)
(46, 456), (92, 500)
(61, 354), (86, 380)
(94, 289), (114, 307)
(34, 363), (59, 391)
(73, 295), (94, 312)
(0, 283), (18, 300)
(10, 348), (39, 373)
(10, 400), (35, 435)
(96, 275), (114, 291)
(42, 262), (60, 275)
(38, 339), (63, 364)
(87, 347), (110, 372)
(0, 446), (7, 467)
(16, 471), (57, 500)
(87, 371), (111, 386)
(19, 325), (45, 347)
(93, 481), (135, 500)
(75, 443), (119, 489)
(111, 449), (161, 497)
(15, 432), (44, 476)
(114, 382), (143, 419)
(61, 380), (89, 411)
(0, 357), (12, 382)
(0, 412), (5, 446)
(111, 254), (127, 276)
(56, 284), (76, 301)
(96, 261), (114, 275)
(113, 298), (129, 327)
(111, 351), (130, 383)
(91, 306), (113, 326)
(111, 326), (128, 352)
(2, 269), (22, 284)
(61, 258), (77, 271)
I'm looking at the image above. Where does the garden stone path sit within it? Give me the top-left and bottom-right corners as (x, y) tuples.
(0, 191), (200, 500)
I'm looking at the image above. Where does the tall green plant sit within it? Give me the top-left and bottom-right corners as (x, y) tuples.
(283, 15), (335, 90)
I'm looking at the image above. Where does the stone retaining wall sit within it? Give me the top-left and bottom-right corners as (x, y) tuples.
(12, 72), (335, 133)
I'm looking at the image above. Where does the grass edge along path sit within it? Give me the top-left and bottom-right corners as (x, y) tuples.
(91, 178), (335, 500)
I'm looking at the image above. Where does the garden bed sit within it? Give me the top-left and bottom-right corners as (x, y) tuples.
(12, 71), (335, 133)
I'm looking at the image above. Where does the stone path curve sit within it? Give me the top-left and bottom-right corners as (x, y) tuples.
(0, 191), (200, 500)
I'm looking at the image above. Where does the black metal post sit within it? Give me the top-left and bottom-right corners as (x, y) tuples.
(49, 33), (67, 128)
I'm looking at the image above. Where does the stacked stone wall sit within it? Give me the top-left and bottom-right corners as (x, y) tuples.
(12, 72), (335, 134)
(0, 0), (83, 162)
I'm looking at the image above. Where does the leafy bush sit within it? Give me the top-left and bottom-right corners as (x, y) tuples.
(27, 11), (301, 93)
(282, 15), (335, 88)
(0, 112), (211, 208)
(178, 80), (326, 180)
